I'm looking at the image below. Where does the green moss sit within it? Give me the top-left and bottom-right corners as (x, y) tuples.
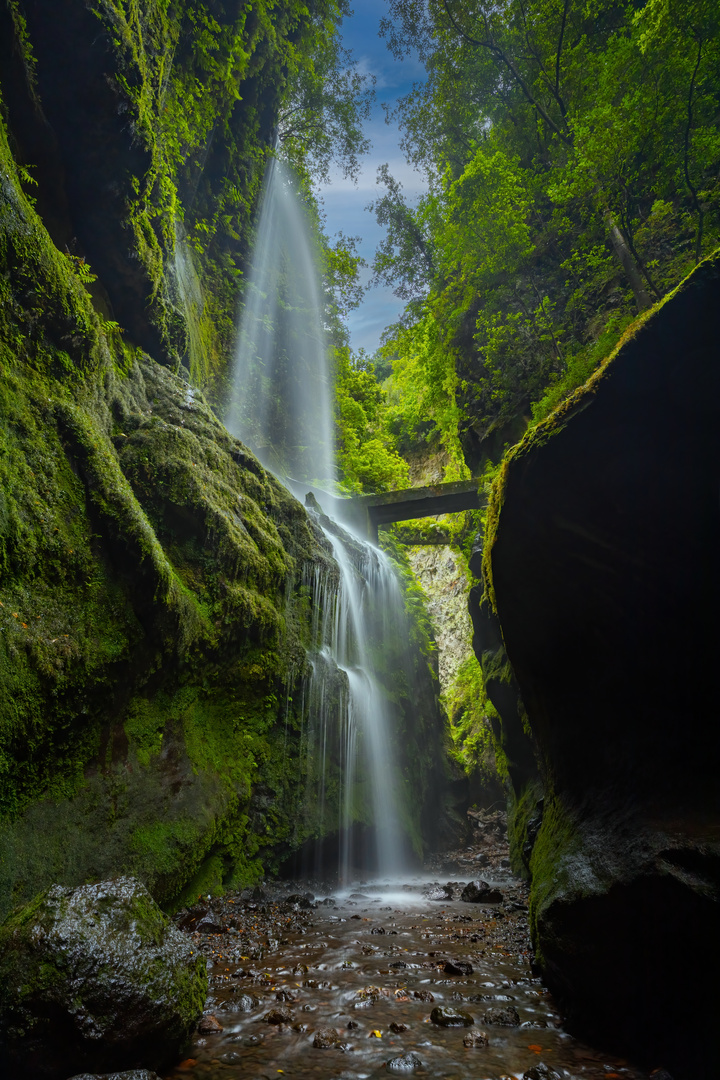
(171, 853), (226, 910)
(507, 778), (543, 877)
(527, 792), (583, 959)
(0, 101), (335, 918)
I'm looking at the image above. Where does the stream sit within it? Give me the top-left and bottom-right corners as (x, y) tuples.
(167, 829), (652, 1080)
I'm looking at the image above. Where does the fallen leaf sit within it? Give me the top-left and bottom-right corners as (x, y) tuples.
(528, 1044), (543, 1052)
(370, 1029), (382, 1038)
(177, 1060), (197, 1071)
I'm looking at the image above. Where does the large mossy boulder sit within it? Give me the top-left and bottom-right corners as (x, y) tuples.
(0, 877), (207, 1079)
(473, 252), (720, 1078)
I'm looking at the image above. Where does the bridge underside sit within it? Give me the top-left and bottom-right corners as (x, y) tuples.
(318, 479), (485, 543)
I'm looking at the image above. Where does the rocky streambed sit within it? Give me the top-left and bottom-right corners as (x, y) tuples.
(164, 826), (671, 1080)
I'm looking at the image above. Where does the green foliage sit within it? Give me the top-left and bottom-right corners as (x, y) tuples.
(375, 0), (720, 462)
(0, 116), (336, 918)
(335, 348), (410, 493)
(444, 653), (498, 786)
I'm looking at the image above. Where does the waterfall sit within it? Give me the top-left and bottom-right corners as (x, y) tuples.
(225, 157), (335, 487)
(226, 155), (410, 879)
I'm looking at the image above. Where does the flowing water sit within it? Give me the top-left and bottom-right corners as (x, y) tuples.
(225, 157), (334, 487)
(168, 867), (654, 1080)
(225, 155), (411, 877)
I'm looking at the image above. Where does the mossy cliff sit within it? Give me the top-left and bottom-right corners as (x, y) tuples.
(471, 251), (720, 1078)
(0, 0), (339, 385)
(0, 104), (354, 917)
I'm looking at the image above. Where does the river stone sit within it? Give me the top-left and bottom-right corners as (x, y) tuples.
(67, 1074), (162, 1080)
(387, 1052), (423, 1070)
(483, 1005), (520, 1026)
(523, 1065), (562, 1079)
(0, 877), (207, 1080)
(197, 1014), (223, 1033)
(463, 1029), (489, 1047)
(460, 880), (504, 904)
(263, 1007), (293, 1024)
(444, 959), (473, 976)
(430, 1006), (474, 1027)
(312, 1028), (346, 1049)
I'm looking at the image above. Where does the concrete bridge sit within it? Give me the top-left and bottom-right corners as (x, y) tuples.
(295, 478), (486, 543)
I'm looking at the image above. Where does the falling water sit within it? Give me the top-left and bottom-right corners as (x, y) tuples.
(226, 155), (410, 879)
(225, 157), (335, 487)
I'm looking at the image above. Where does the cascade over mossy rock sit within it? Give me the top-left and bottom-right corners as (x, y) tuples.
(0, 48), (450, 915)
(472, 252), (720, 1078)
(0, 877), (207, 1079)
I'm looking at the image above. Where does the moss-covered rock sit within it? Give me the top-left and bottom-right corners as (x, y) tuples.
(0, 876), (207, 1079)
(0, 95), (450, 912)
(474, 251), (720, 1078)
(0, 100), (334, 916)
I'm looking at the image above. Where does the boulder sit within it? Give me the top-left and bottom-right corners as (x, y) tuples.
(475, 252), (720, 1078)
(460, 880), (503, 904)
(0, 878), (207, 1080)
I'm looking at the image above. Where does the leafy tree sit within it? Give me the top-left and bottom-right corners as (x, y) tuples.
(372, 0), (720, 466)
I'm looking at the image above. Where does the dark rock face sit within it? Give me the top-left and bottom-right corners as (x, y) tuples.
(0, 878), (207, 1080)
(475, 253), (720, 1077)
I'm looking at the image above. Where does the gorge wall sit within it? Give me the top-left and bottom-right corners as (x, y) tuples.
(0, 3), (450, 920)
(470, 253), (720, 1078)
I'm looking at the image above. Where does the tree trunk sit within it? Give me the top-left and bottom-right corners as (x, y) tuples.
(604, 210), (652, 312)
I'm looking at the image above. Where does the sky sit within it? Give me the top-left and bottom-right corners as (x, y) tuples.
(317, 1), (427, 356)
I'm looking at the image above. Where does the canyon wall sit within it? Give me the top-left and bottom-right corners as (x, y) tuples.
(470, 253), (720, 1078)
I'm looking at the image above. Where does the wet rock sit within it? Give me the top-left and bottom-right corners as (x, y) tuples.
(275, 989), (296, 1002)
(347, 1020), (359, 1029)
(197, 1014), (223, 1034)
(426, 882), (454, 901)
(0, 877), (207, 1080)
(234, 994), (259, 1012)
(389, 1021), (409, 1033)
(460, 880), (504, 904)
(291, 1022), (309, 1033)
(319, 897), (336, 906)
(413, 990), (435, 1002)
(523, 1065), (562, 1080)
(430, 1006), (474, 1027)
(463, 1030), (489, 1047)
(371, 926), (386, 934)
(444, 959), (473, 976)
(483, 1005), (520, 1026)
(263, 1007), (293, 1025)
(286, 892), (314, 908)
(67, 1074), (162, 1080)
(195, 915), (225, 934)
(389, 960), (407, 969)
(312, 1028), (346, 1049)
(386, 1052), (423, 1070)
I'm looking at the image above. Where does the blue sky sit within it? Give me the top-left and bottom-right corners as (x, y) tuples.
(317, 1), (427, 355)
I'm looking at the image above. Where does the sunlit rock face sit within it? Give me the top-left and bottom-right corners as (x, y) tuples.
(474, 253), (720, 1078)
